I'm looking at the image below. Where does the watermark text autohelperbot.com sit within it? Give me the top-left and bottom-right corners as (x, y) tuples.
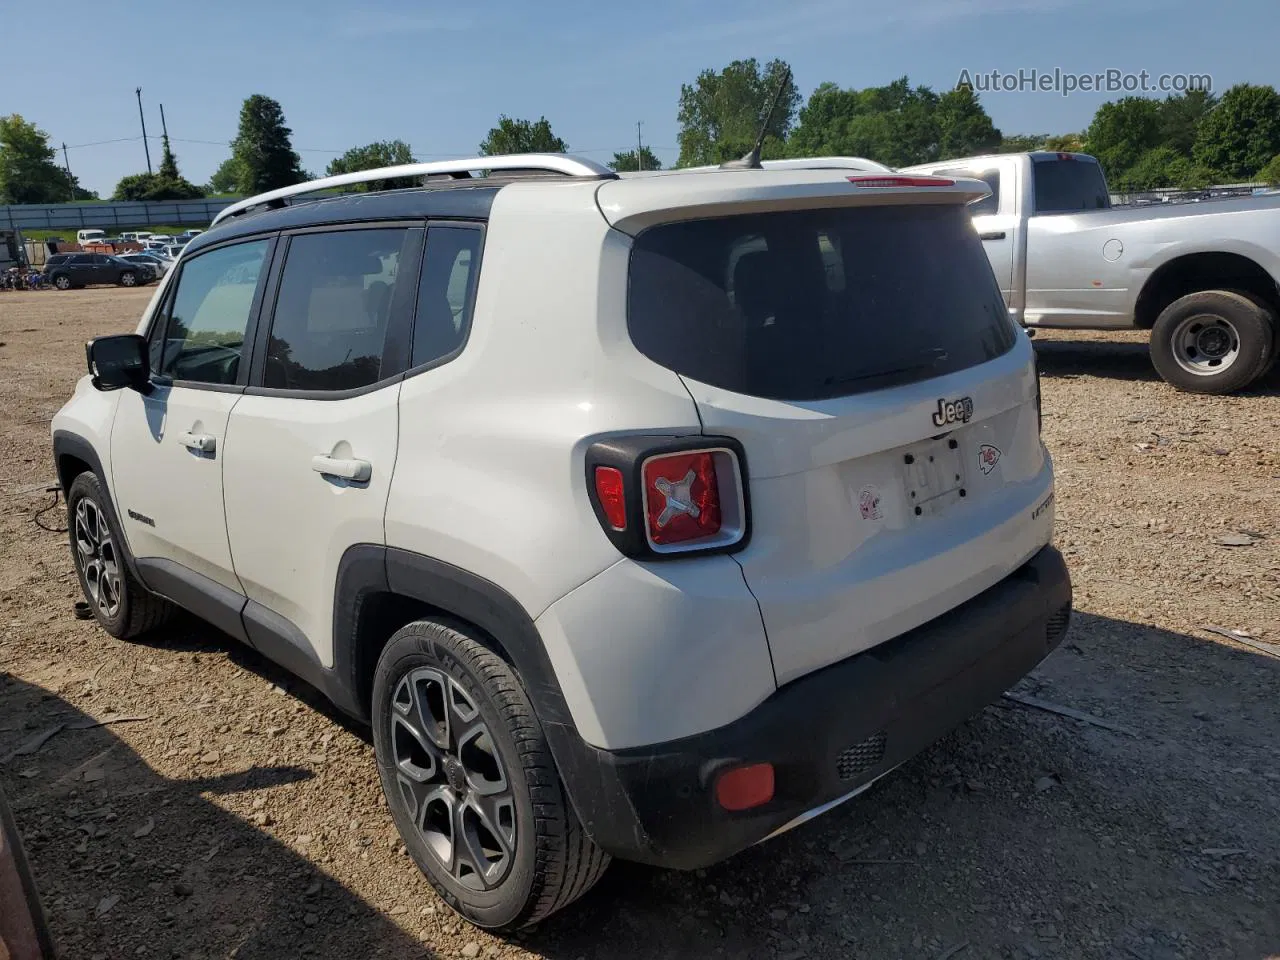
(958, 69), (1213, 97)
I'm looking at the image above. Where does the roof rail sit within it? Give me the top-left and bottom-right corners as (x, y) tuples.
(758, 157), (893, 173)
(210, 154), (616, 227)
(680, 156), (893, 174)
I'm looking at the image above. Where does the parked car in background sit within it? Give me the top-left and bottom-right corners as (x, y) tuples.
(43, 253), (154, 289)
(76, 229), (107, 246)
(148, 234), (173, 245)
(177, 229), (203, 241)
(162, 243), (185, 259)
(120, 252), (173, 276)
(902, 151), (1280, 393)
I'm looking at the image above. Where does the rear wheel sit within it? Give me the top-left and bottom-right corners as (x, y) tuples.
(1150, 290), (1275, 394)
(66, 472), (173, 639)
(372, 619), (609, 930)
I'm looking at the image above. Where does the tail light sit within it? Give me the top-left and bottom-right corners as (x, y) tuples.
(586, 436), (750, 559)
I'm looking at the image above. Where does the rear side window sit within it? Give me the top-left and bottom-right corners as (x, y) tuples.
(628, 204), (1016, 401)
(1032, 157), (1110, 213)
(157, 239), (269, 385)
(263, 228), (416, 391)
(410, 225), (482, 369)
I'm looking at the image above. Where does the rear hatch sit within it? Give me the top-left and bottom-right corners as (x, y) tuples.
(599, 172), (1054, 684)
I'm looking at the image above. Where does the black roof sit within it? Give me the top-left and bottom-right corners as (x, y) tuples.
(187, 183), (508, 256)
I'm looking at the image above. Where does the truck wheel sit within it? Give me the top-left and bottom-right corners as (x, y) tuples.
(372, 619), (609, 930)
(1150, 290), (1275, 394)
(66, 472), (174, 639)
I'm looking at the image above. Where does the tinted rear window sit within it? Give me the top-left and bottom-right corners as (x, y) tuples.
(1032, 157), (1110, 213)
(627, 204), (1016, 401)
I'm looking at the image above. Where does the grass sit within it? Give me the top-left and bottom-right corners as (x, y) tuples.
(21, 224), (202, 242)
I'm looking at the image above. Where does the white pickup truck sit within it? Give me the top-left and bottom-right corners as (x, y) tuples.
(904, 152), (1280, 393)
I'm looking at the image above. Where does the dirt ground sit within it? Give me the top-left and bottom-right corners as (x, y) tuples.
(1, 287), (1278, 960)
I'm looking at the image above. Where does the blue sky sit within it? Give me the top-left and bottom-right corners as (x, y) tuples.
(12, 0), (1275, 197)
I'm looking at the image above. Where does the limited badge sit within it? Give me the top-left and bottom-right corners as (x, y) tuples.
(858, 485), (883, 520)
(978, 443), (1002, 475)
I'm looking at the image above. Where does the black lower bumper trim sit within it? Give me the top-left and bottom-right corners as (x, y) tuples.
(547, 545), (1072, 870)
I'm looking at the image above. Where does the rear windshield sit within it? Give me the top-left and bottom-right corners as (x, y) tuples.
(627, 204), (1016, 401)
(1032, 157), (1111, 213)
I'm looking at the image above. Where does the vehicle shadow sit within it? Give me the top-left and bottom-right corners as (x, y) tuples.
(0, 671), (434, 960)
(517, 611), (1280, 960)
(1033, 336), (1280, 396)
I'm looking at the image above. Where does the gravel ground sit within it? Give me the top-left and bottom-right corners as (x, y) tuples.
(1, 287), (1278, 960)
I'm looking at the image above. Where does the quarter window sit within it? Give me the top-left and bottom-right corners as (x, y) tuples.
(263, 228), (416, 391)
(157, 239), (269, 385)
(410, 226), (482, 369)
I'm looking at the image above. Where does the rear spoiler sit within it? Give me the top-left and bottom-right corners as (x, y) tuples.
(597, 170), (991, 235)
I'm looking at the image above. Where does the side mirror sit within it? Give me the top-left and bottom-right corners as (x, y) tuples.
(86, 334), (151, 393)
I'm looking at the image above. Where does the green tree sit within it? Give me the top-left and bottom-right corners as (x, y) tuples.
(206, 156), (243, 194)
(997, 133), (1048, 153)
(158, 134), (180, 181)
(935, 84), (1001, 159)
(789, 77), (990, 168)
(0, 114), (74, 203)
(1193, 83), (1280, 179)
(1258, 153), (1280, 184)
(1044, 133), (1086, 153)
(1114, 147), (1184, 191)
(478, 116), (568, 156)
(609, 146), (663, 171)
(230, 94), (306, 193)
(1085, 96), (1163, 179)
(326, 139), (417, 190)
(111, 171), (204, 202)
(1158, 89), (1218, 157)
(677, 58), (800, 167)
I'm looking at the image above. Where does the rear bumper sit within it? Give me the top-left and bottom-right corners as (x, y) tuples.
(546, 544), (1072, 870)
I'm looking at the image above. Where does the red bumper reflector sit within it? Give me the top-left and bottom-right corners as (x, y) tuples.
(593, 466), (627, 531)
(715, 762), (775, 811)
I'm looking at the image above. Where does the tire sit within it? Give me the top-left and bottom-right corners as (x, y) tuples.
(65, 472), (174, 639)
(53, 274), (70, 290)
(1225, 288), (1280, 382)
(372, 619), (609, 930)
(119, 270), (137, 287)
(1149, 290), (1275, 394)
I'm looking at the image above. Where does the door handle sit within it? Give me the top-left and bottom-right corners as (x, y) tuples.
(179, 432), (216, 453)
(311, 456), (371, 482)
(979, 231), (1007, 241)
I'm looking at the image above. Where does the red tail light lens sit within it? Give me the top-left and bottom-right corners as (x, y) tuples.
(846, 175), (956, 188)
(643, 452), (722, 546)
(593, 466), (627, 531)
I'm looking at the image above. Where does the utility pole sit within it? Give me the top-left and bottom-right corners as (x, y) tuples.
(636, 121), (644, 172)
(62, 142), (75, 201)
(159, 102), (169, 142)
(136, 87), (152, 174)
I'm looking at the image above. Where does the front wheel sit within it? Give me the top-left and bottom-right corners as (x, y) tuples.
(372, 619), (609, 930)
(118, 271), (137, 287)
(53, 274), (71, 290)
(1150, 290), (1275, 394)
(66, 472), (173, 639)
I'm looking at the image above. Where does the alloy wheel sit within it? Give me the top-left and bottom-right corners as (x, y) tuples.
(390, 668), (517, 891)
(74, 497), (122, 619)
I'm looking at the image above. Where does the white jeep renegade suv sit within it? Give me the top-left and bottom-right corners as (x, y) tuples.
(53, 154), (1071, 930)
